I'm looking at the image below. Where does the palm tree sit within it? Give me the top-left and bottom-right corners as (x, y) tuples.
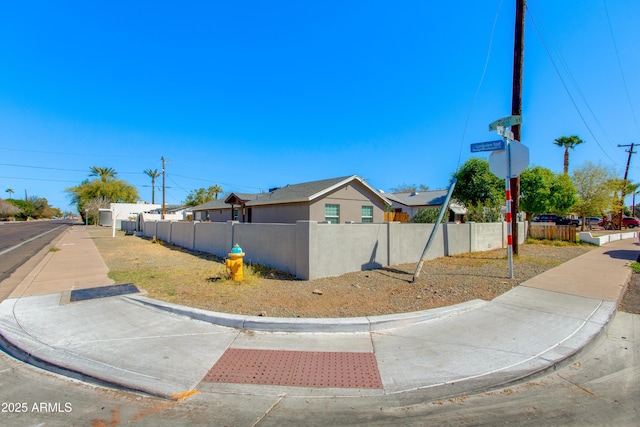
(89, 166), (117, 182)
(5, 188), (14, 199)
(553, 135), (584, 174)
(144, 168), (161, 204)
(210, 184), (223, 200)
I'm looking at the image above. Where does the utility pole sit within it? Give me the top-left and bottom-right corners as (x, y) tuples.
(618, 143), (636, 229)
(510, 0), (526, 255)
(161, 156), (166, 220)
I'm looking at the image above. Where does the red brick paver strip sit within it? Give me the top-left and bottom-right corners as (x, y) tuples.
(203, 348), (383, 389)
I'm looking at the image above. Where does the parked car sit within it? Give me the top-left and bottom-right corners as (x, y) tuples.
(532, 214), (572, 225)
(584, 217), (602, 227)
(598, 216), (640, 228)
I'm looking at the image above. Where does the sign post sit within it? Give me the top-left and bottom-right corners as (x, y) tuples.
(473, 115), (528, 280)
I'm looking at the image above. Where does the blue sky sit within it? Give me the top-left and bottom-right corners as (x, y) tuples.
(1, 1), (639, 212)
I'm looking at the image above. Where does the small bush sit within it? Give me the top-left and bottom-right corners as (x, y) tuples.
(630, 261), (640, 274)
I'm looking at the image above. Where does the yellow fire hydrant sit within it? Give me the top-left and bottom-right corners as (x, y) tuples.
(225, 244), (245, 281)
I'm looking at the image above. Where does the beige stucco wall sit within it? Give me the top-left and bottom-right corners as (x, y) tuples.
(309, 181), (386, 223)
(250, 202), (309, 224)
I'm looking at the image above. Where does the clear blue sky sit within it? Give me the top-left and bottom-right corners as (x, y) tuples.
(1, 1), (639, 213)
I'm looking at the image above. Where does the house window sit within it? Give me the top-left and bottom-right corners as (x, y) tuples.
(361, 205), (373, 223)
(233, 208), (239, 221)
(325, 204), (340, 224)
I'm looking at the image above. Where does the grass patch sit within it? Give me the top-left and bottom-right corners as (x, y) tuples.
(525, 238), (588, 247)
(49, 247), (60, 253)
(630, 262), (640, 274)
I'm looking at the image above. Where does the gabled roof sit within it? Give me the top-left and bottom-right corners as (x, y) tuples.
(246, 175), (391, 206)
(190, 198), (231, 211)
(385, 190), (448, 207)
(224, 193), (261, 204)
(190, 175), (391, 211)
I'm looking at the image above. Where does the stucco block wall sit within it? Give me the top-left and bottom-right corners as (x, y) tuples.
(306, 222), (389, 279)
(156, 221), (172, 242)
(193, 222), (233, 256)
(142, 220), (527, 280)
(171, 222), (195, 250)
(444, 223), (471, 255)
(387, 222), (444, 265)
(233, 223), (297, 274)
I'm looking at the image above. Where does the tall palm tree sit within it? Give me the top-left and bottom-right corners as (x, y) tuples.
(210, 184), (223, 200)
(553, 135), (584, 174)
(89, 166), (117, 182)
(144, 168), (161, 204)
(5, 188), (14, 199)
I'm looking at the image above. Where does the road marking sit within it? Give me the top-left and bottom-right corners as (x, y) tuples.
(0, 225), (65, 256)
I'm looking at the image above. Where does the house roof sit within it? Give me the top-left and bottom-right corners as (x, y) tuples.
(190, 198), (231, 211)
(246, 175), (391, 207)
(190, 175), (391, 211)
(386, 190), (467, 214)
(385, 190), (448, 207)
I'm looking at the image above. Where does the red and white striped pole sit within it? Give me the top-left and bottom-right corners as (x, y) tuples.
(505, 135), (514, 279)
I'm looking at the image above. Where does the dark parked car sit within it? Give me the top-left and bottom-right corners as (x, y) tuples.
(532, 214), (572, 225)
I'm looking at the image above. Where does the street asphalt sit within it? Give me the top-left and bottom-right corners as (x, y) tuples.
(0, 224), (637, 404)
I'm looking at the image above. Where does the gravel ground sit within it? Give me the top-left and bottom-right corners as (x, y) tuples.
(89, 227), (597, 318)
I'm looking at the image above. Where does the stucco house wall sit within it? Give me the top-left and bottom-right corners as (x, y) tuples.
(250, 203), (309, 224)
(309, 181), (386, 223)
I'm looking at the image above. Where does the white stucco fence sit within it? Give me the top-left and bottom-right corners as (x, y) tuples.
(579, 231), (638, 246)
(121, 220), (527, 280)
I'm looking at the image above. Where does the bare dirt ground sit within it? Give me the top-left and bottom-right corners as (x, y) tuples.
(88, 227), (601, 318)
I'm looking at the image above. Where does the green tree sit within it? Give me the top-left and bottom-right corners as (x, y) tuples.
(143, 168), (161, 204)
(553, 135), (584, 174)
(5, 188), (14, 199)
(390, 184), (429, 193)
(571, 162), (616, 228)
(89, 166), (117, 183)
(452, 158), (504, 206)
(520, 166), (577, 219)
(411, 208), (446, 223)
(184, 185), (225, 206)
(66, 169), (139, 220)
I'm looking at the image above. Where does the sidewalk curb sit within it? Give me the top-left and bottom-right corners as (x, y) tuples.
(125, 295), (487, 332)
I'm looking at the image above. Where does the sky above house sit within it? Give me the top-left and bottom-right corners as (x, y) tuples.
(1, 1), (639, 213)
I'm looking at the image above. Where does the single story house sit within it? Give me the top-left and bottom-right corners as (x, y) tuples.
(192, 175), (392, 224)
(98, 202), (161, 227)
(384, 190), (467, 222)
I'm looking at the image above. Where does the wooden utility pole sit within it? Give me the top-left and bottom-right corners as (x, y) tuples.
(161, 156), (166, 220)
(618, 143), (636, 229)
(510, 0), (526, 255)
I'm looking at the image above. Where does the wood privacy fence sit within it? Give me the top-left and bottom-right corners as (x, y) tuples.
(384, 211), (410, 223)
(529, 224), (577, 242)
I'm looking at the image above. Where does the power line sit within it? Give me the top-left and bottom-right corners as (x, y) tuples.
(603, 0), (640, 139)
(525, 4), (620, 166)
(457, 0), (504, 172)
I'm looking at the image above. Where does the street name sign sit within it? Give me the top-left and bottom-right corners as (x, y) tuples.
(470, 139), (505, 153)
(488, 115), (522, 131)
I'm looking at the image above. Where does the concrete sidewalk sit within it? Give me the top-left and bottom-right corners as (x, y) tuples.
(0, 225), (637, 401)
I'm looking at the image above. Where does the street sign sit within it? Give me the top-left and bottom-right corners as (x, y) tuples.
(489, 141), (530, 179)
(489, 115), (522, 131)
(470, 139), (505, 153)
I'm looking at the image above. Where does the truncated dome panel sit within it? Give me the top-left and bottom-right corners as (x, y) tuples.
(203, 348), (383, 389)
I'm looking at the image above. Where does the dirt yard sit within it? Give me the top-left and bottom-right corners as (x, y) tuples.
(87, 227), (603, 318)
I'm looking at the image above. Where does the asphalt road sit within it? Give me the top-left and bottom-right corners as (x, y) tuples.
(0, 220), (72, 300)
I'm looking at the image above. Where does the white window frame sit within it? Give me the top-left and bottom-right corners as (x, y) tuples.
(361, 205), (373, 223)
(325, 204), (340, 224)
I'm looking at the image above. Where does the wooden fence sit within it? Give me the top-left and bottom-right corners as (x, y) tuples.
(529, 224), (577, 242)
(384, 211), (410, 223)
